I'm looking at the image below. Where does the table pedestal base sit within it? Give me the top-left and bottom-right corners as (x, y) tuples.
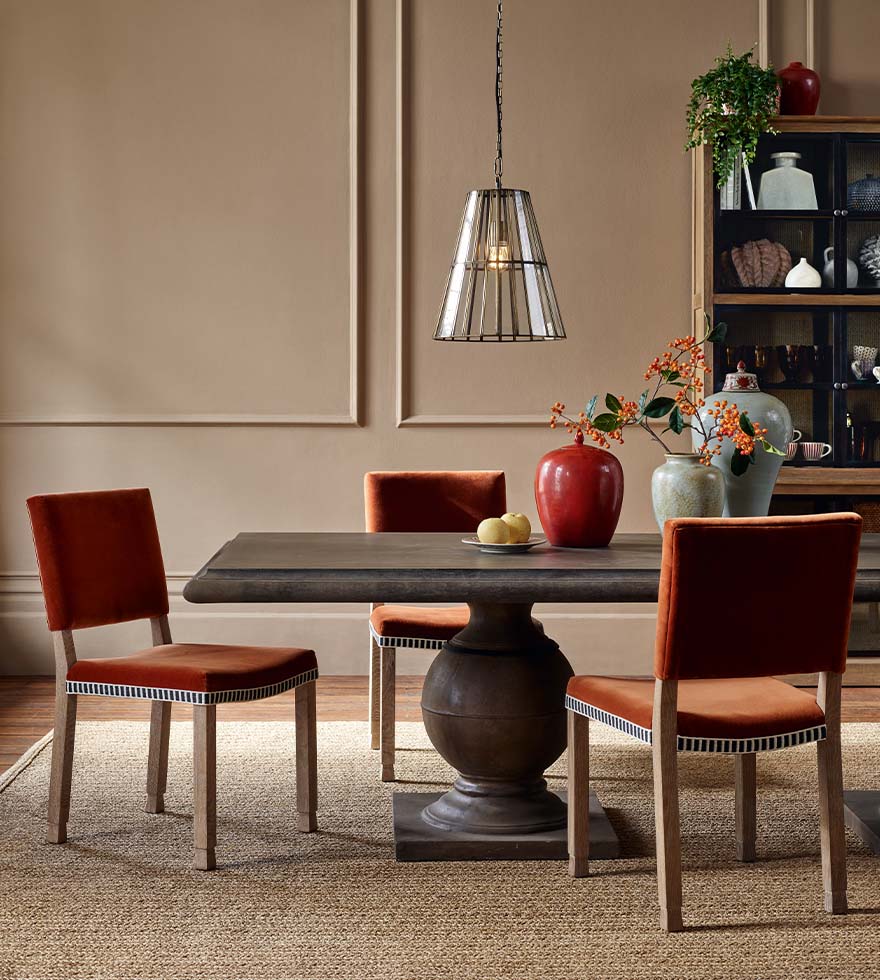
(392, 790), (620, 862)
(844, 790), (880, 853)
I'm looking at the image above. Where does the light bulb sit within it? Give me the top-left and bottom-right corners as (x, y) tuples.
(487, 241), (510, 269)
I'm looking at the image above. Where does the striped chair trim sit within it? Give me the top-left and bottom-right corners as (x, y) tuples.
(66, 667), (319, 706)
(368, 623), (447, 650)
(565, 693), (827, 755)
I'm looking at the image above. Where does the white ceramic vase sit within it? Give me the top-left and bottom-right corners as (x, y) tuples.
(785, 256), (822, 288)
(822, 247), (858, 288)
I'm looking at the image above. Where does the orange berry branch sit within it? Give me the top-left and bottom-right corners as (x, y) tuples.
(550, 315), (783, 475)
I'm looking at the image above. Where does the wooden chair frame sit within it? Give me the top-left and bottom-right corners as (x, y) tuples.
(47, 614), (318, 870)
(567, 672), (847, 932)
(367, 601), (398, 783)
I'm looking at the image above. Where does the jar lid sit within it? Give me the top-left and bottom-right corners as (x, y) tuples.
(722, 360), (760, 392)
(771, 151), (802, 161)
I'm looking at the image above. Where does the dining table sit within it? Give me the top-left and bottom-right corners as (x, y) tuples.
(184, 530), (880, 862)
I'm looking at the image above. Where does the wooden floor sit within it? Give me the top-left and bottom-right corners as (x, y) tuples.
(2, 676), (879, 776)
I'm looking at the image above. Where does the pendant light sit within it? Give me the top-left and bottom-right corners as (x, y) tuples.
(434, 1), (566, 342)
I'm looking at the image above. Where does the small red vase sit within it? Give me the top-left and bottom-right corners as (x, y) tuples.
(535, 433), (624, 548)
(777, 62), (820, 115)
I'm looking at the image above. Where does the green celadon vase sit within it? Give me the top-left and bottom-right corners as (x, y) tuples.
(694, 361), (792, 517)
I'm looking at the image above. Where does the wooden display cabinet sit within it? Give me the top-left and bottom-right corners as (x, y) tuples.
(693, 117), (880, 684)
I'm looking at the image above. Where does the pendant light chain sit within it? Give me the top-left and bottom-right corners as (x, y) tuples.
(494, 0), (503, 189)
(433, 0), (566, 341)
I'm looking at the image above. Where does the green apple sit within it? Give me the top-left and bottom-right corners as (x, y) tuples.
(501, 513), (531, 543)
(477, 518), (510, 544)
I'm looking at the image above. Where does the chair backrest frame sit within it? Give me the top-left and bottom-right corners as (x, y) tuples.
(654, 514), (862, 681)
(364, 470), (507, 533)
(27, 488), (170, 635)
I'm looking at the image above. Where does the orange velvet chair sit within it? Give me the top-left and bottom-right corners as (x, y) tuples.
(365, 470), (507, 780)
(26, 488), (319, 870)
(566, 514), (862, 932)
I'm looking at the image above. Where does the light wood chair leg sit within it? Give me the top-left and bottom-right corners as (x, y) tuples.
(47, 687), (77, 844)
(817, 671), (847, 914)
(146, 700), (172, 814)
(295, 681), (318, 832)
(653, 679), (683, 933)
(735, 752), (757, 863)
(567, 710), (590, 878)
(369, 634), (381, 750)
(380, 646), (396, 782)
(193, 704), (216, 871)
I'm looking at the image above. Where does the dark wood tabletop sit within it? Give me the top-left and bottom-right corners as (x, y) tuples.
(183, 531), (880, 605)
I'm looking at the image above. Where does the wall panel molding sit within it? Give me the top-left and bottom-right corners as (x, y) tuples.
(394, 0), (546, 428)
(758, 0), (816, 69)
(0, 0), (362, 429)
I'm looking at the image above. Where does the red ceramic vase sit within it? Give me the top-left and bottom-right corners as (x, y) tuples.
(777, 62), (820, 116)
(535, 434), (624, 548)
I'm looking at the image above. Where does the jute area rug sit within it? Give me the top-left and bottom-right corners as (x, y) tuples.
(1, 721), (879, 980)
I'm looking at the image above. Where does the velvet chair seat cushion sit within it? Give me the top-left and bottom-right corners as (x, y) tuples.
(67, 644), (317, 695)
(567, 675), (826, 741)
(369, 604), (469, 642)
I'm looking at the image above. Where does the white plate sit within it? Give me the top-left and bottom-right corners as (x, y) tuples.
(461, 535), (547, 554)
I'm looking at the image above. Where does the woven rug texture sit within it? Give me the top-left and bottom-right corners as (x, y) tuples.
(1, 720), (879, 980)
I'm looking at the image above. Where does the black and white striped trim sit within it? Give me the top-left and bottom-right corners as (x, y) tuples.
(565, 694), (827, 754)
(368, 623), (447, 650)
(66, 667), (319, 705)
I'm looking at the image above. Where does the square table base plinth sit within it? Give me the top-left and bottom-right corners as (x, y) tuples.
(392, 790), (620, 862)
(844, 790), (880, 853)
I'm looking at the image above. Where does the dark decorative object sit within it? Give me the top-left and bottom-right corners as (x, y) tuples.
(847, 174), (880, 212)
(777, 62), (820, 115)
(811, 345), (833, 382)
(754, 345), (774, 383)
(777, 345), (801, 383)
(435, 1), (564, 341)
(534, 432), (624, 548)
(724, 239), (792, 287)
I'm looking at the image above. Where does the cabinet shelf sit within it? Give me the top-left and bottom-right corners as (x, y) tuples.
(713, 292), (880, 307)
(717, 210), (835, 220)
(760, 382), (833, 390)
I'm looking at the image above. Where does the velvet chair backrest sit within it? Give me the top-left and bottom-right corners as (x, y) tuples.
(27, 488), (169, 632)
(365, 471), (507, 533)
(654, 514), (862, 680)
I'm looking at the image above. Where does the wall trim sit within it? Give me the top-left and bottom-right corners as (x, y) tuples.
(394, 1), (547, 429)
(0, 0), (362, 429)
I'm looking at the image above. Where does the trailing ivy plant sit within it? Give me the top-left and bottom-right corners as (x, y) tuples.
(685, 44), (779, 188)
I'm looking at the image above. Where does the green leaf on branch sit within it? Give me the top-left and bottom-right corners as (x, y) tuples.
(661, 370), (681, 383)
(584, 395), (598, 420)
(642, 397), (676, 419)
(705, 320), (728, 344)
(605, 393), (622, 413)
(638, 389), (649, 413)
(591, 413), (620, 433)
(669, 406), (685, 434)
(730, 449), (752, 476)
(761, 439), (784, 456)
(739, 413), (755, 436)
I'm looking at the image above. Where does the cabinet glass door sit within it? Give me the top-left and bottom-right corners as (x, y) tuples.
(840, 138), (880, 294)
(841, 310), (880, 464)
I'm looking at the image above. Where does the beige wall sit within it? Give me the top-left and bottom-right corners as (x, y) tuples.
(1, 0), (877, 675)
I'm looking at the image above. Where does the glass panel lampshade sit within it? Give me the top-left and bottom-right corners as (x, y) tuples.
(434, 188), (566, 341)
